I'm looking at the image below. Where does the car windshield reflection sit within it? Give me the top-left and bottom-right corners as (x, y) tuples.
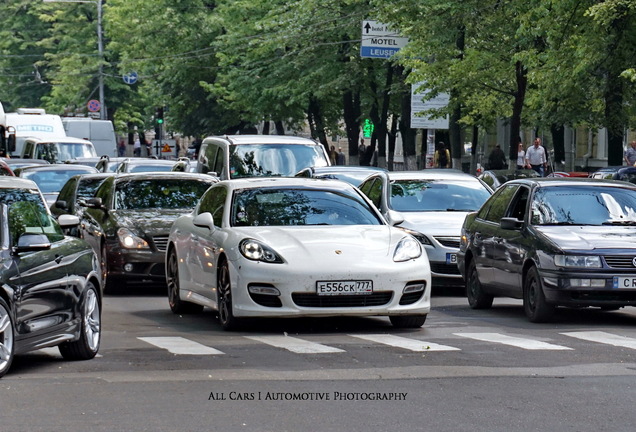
(231, 187), (382, 226)
(115, 179), (211, 210)
(531, 186), (636, 226)
(229, 144), (329, 178)
(389, 180), (491, 212)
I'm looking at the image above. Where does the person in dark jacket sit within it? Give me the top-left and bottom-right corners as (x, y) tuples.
(487, 145), (507, 170)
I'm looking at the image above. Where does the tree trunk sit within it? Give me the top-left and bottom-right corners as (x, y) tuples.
(397, 67), (416, 170)
(262, 120), (270, 135)
(509, 60), (527, 163)
(343, 90), (361, 160)
(274, 120), (285, 135)
(308, 95), (329, 149)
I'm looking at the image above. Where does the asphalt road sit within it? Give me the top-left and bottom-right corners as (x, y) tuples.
(2, 287), (636, 432)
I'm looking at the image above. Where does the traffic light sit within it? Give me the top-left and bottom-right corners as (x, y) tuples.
(155, 107), (164, 125)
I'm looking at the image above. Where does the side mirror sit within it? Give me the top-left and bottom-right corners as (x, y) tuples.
(84, 197), (103, 208)
(386, 209), (405, 226)
(14, 233), (51, 253)
(58, 214), (80, 228)
(55, 200), (68, 210)
(193, 212), (215, 231)
(501, 217), (523, 230)
(7, 133), (16, 152)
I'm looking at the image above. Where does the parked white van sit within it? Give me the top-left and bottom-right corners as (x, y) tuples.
(21, 136), (97, 163)
(62, 117), (117, 157)
(4, 108), (66, 157)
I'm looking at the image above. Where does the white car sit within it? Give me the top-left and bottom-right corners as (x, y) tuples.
(359, 169), (493, 288)
(165, 177), (431, 330)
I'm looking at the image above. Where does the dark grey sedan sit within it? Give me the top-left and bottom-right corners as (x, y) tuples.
(0, 177), (102, 378)
(458, 178), (636, 322)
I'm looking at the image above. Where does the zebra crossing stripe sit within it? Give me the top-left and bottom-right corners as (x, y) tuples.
(561, 331), (636, 349)
(454, 332), (572, 350)
(245, 335), (344, 354)
(350, 334), (460, 352)
(138, 337), (225, 355)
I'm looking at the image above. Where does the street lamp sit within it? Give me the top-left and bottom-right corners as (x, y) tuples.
(43, 0), (106, 120)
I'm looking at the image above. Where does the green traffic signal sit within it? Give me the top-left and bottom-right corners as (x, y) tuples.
(157, 118), (164, 124)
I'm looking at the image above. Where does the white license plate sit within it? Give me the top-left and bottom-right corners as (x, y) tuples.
(317, 280), (373, 296)
(613, 276), (636, 289)
(446, 253), (457, 265)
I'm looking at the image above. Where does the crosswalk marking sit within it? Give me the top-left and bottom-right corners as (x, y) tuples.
(350, 334), (460, 352)
(245, 335), (344, 354)
(561, 331), (636, 349)
(454, 332), (573, 350)
(138, 337), (225, 355)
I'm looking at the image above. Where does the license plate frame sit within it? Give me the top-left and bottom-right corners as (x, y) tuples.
(613, 276), (636, 289)
(316, 280), (373, 296)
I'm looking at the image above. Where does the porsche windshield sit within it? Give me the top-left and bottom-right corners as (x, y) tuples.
(232, 187), (383, 226)
(531, 185), (636, 226)
(229, 144), (328, 178)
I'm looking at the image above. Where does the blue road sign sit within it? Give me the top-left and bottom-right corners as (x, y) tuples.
(123, 72), (138, 85)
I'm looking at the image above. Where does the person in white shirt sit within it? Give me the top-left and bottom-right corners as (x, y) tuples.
(516, 141), (526, 169)
(525, 137), (547, 176)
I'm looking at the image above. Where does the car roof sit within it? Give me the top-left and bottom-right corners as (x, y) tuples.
(26, 136), (93, 145)
(307, 166), (388, 174)
(215, 177), (358, 192)
(385, 169), (480, 181)
(112, 172), (215, 181)
(14, 163), (99, 173)
(124, 158), (176, 164)
(0, 176), (40, 189)
(506, 177), (636, 188)
(203, 135), (318, 145)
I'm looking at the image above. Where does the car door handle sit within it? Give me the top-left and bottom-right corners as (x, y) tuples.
(54, 254), (63, 264)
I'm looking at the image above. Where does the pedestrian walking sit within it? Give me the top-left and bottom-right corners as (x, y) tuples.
(625, 141), (636, 166)
(434, 142), (450, 168)
(133, 137), (141, 157)
(336, 147), (346, 165)
(516, 141), (526, 169)
(525, 137), (547, 176)
(487, 145), (507, 170)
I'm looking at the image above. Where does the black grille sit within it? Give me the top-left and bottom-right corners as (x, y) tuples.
(435, 237), (460, 248)
(430, 263), (461, 275)
(292, 292), (392, 307)
(604, 256), (636, 269)
(399, 291), (424, 305)
(249, 293), (282, 308)
(152, 235), (169, 252)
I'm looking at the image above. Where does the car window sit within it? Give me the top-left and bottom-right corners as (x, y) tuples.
(1, 188), (64, 245)
(231, 187), (383, 227)
(212, 146), (225, 178)
(228, 144), (328, 178)
(482, 184), (519, 223)
(389, 179), (491, 212)
(507, 186), (530, 221)
(115, 178), (212, 210)
(362, 178), (382, 209)
(198, 185), (227, 225)
(530, 185), (636, 225)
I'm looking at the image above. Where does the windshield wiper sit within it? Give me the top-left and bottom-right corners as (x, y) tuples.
(602, 220), (636, 226)
(445, 208), (474, 212)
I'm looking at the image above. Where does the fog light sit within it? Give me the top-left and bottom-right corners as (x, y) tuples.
(124, 263), (134, 272)
(569, 279), (605, 288)
(248, 285), (280, 296)
(403, 283), (425, 293)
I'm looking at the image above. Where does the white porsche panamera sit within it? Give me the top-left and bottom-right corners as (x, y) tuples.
(165, 177), (431, 330)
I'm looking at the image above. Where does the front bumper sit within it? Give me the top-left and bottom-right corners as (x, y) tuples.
(540, 268), (636, 307)
(228, 257), (432, 318)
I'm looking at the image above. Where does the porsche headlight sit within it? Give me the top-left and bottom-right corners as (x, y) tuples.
(554, 255), (602, 268)
(393, 236), (422, 262)
(239, 238), (283, 263)
(397, 227), (432, 246)
(117, 228), (149, 249)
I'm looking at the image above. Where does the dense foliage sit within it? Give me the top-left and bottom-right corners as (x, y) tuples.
(1, 0), (635, 165)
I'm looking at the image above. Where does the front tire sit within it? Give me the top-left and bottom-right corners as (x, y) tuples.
(59, 282), (101, 360)
(466, 259), (494, 309)
(0, 298), (15, 378)
(217, 260), (240, 331)
(389, 315), (427, 328)
(523, 266), (555, 323)
(167, 249), (203, 314)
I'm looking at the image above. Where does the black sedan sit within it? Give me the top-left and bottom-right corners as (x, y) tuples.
(478, 168), (539, 190)
(0, 177), (102, 378)
(51, 172), (112, 219)
(79, 172), (216, 293)
(458, 178), (636, 322)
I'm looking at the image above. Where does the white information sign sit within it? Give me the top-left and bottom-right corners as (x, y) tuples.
(411, 83), (450, 129)
(360, 20), (409, 59)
